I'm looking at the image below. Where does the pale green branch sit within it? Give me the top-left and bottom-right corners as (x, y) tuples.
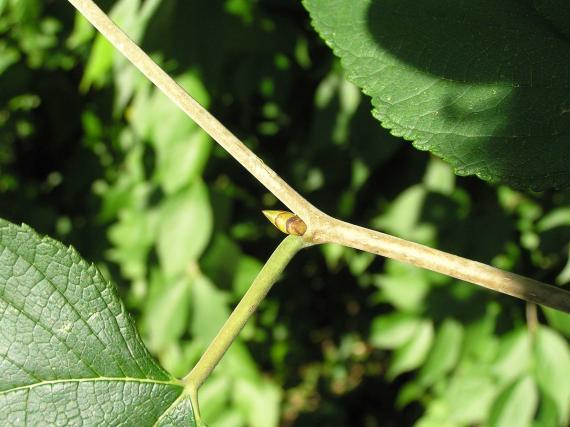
(182, 235), (306, 423)
(67, 0), (570, 316)
(183, 235), (305, 389)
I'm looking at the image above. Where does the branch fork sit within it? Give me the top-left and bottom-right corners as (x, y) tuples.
(65, 0), (570, 420)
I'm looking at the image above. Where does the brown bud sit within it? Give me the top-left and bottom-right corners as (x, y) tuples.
(262, 210), (307, 236)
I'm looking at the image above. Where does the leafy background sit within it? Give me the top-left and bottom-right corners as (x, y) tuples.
(1, 0), (569, 426)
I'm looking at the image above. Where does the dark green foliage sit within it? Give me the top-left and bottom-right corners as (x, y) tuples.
(304, 0), (570, 191)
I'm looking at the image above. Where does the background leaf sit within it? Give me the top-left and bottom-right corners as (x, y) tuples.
(387, 319), (433, 379)
(303, 0), (570, 190)
(157, 180), (213, 277)
(533, 326), (570, 426)
(417, 319), (463, 387)
(488, 376), (538, 427)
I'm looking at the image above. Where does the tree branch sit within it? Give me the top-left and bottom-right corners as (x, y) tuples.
(67, 0), (570, 314)
(320, 217), (570, 313)
(183, 236), (305, 423)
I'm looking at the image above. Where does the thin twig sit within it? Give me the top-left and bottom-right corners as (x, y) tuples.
(67, 0), (570, 314)
(526, 302), (538, 336)
(183, 236), (304, 393)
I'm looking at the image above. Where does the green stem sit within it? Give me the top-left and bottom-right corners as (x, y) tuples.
(183, 235), (305, 390)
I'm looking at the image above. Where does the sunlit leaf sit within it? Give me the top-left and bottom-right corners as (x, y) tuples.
(190, 274), (229, 345)
(373, 260), (430, 313)
(0, 219), (195, 425)
(441, 370), (497, 425)
(417, 319), (463, 387)
(370, 312), (423, 349)
(157, 180), (213, 276)
(533, 326), (570, 426)
(542, 307), (570, 339)
(388, 319), (433, 379)
(81, 0), (160, 91)
(491, 328), (531, 384)
(130, 73), (212, 194)
(488, 376), (538, 427)
(142, 274), (192, 352)
(234, 378), (281, 427)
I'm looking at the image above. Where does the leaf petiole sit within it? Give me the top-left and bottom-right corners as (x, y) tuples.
(182, 235), (307, 419)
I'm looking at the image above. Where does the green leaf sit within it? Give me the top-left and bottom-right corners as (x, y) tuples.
(441, 370), (497, 424)
(417, 319), (463, 387)
(0, 42), (20, 74)
(373, 260), (430, 313)
(200, 233), (242, 292)
(67, 11), (96, 50)
(130, 73), (212, 194)
(211, 410), (244, 427)
(460, 303), (500, 364)
(536, 207), (570, 257)
(533, 392), (560, 427)
(233, 255), (263, 297)
(488, 376), (538, 427)
(372, 185), (433, 244)
(369, 312), (423, 349)
(80, 0), (137, 91)
(555, 248), (570, 285)
(8, 0), (40, 24)
(234, 378), (281, 427)
(542, 306), (570, 339)
(533, 326), (570, 426)
(191, 274), (230, 345)
(107, 208), (157, 281)
(219, 341), (260, 385)
(199, 376), (232, 425)
(345, 250), (375, 276)
(0, 219), (195, 425)
(304, 0), (570, 190)
(491, 328), (531, 384)
(387, 319), (434, 379)
(80, 30), (114, 91)
(97, 143), (150, 222)
(80, 0), (160, 92)
(157, 180), (213, 277)
(423, 157), (457, 196)
(142, 274), (192, 352)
